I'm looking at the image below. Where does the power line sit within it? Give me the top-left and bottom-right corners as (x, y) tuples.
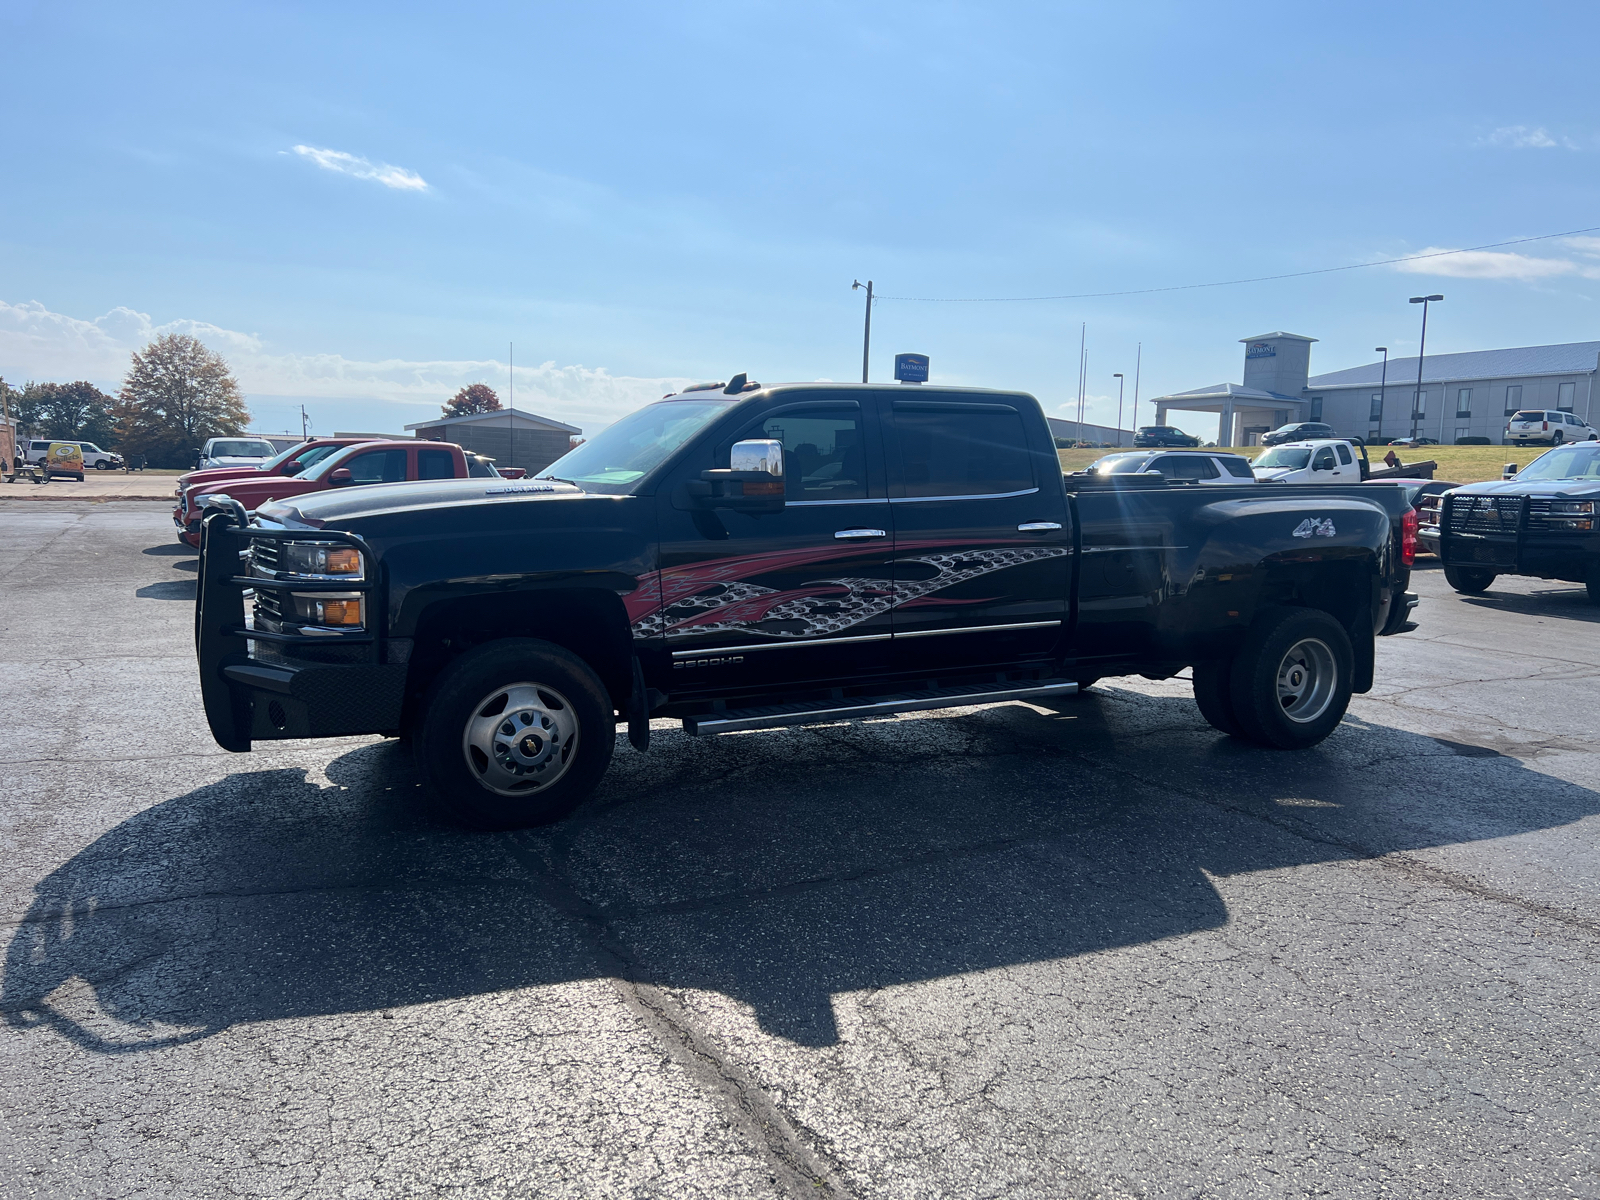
(876, 224), (1600, 303)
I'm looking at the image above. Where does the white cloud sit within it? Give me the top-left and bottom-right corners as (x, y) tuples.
(1391, 243), (1600, 282)
(291, 144), (428, 191)
(0, 299), (689, 430)
(1480, 125), (1578, 150)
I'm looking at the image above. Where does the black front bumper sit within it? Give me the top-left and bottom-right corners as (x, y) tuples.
(195, 508), (405, 751)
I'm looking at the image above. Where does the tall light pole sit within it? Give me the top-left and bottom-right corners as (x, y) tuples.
(1408, 295), (1443, 440)
(851, 280), (873, 382)
(508, 340), (515, 472)
(1113, 374), (1125, 446)
(1373, 347), (1388, 443)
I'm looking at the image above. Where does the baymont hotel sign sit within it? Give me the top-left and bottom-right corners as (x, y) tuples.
(1245, 342), (1276, 359)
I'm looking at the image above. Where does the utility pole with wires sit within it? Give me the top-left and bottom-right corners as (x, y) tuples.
(1131, 343), (1142, 443)
(852, 280), (873, 382)
(1075, 323), (1086, 441)
(299, 404), (309, 440)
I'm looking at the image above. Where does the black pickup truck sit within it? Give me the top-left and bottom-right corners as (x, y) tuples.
(195, 379), (1419, 828)
(1418, 440), (1600, 601)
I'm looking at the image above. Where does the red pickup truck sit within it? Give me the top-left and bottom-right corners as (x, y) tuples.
(177, 440), (496, 546)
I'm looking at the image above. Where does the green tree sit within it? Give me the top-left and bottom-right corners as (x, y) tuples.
(16, 381), (118, 446)
(442, 383), (502, 418)
(119, 334), (249, 467)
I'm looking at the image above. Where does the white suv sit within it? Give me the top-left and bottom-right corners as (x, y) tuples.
(1506, 410), (1598, 446)
(196, 437), (278, 469)
(1086, 449), (1257, 484)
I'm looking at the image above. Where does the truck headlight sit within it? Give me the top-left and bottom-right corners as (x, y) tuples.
(1550, 500), (1595, 515)
(281, 541), (365, 579)
(291, 592), (365, 628)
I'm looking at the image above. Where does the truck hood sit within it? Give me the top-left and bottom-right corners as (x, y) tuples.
(180, 465), (271, 488)
(193, 476), (323, 510)
(1447, 478), (1600, 498)
(260, 477), (585, 525)
(1252, 467), (1294, 481)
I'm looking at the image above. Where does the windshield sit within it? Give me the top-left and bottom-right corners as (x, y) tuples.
(1253, 446), (1311, 469)
(1514, 444), (1600, 481)
(537, 399), (736, 493)
(1088, 453), (1151, 474)
(210, 439), (275, 458)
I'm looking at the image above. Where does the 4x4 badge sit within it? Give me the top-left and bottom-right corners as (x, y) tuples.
(1292, 517), (1337, 539)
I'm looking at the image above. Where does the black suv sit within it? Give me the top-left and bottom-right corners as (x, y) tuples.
(1132, 425), (1200, 448)
(1261, 421), (1333, 446)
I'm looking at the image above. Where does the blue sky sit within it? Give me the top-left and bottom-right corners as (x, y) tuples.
(4, 0), (1600, 439)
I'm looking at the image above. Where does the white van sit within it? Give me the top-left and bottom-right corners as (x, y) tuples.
(1251, 439), (1367, 485)
(24, 440), (123, 470)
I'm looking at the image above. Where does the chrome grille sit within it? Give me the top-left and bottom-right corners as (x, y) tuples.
(1447, 495), (1524, 535)
(251, 539), (281, 573)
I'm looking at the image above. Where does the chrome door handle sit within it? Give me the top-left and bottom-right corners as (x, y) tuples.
(834, 528), (888, 540)
(1017, 522), (1063, 532)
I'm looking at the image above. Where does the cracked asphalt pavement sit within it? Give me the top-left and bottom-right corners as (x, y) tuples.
(3, 501), (1598, 1198)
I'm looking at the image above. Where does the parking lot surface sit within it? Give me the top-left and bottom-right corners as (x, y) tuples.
(2, 502), (1598, 1199)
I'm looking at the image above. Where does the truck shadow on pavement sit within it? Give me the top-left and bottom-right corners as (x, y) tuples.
(1457, 588), (1600, 623)
(7, 690), (1599, 1050)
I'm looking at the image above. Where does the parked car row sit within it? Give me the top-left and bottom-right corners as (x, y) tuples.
(173, 437), (502, 546)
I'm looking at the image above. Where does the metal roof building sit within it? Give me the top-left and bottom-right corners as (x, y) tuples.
(405, 409), (581, 475)
(1151, 333), (1600, 446)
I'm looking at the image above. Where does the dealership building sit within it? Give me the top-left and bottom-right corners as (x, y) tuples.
(1150, 332), (1600, 445)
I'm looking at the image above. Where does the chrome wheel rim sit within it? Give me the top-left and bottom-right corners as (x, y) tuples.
(1275, 637), (1337, 724)
(462, 682), (580, 796)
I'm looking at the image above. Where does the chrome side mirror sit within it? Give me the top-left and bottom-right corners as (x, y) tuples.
(730, 439), (783, 476)
(1503, 463), (1518, 479)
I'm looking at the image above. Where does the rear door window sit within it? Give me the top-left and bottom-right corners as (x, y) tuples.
(892, 402), (1034, 497)
(1335, 443), (1353, 465)
(343, 449), (408, 484)
(417, 448), (455, 480)
(1150, 454), (1218, 480)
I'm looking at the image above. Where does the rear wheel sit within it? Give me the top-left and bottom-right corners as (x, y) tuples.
(1444, 566), (1495, 594)
(1191, 660), (1245, 737)
(1228, 607), (1353, 750)
(413, 638), (615, 829)
(1552, 431), (1564, 445)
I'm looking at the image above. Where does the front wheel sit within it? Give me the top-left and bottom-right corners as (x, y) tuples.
(413, 638), (616, 829)
(1444, 566), (1495, 594)
(1228, 607), (1353, 750)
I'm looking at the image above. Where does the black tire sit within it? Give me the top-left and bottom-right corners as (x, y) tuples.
(413, 638), (615, 829)
(95, 460), (111, 470)
(1552, 431), (1564, 446)
(1191, 660), (1245, 737)
(1444, 566), (1495, 594)
(1228, 607), (1353, 750)
(1587, 567), (1600, 606)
